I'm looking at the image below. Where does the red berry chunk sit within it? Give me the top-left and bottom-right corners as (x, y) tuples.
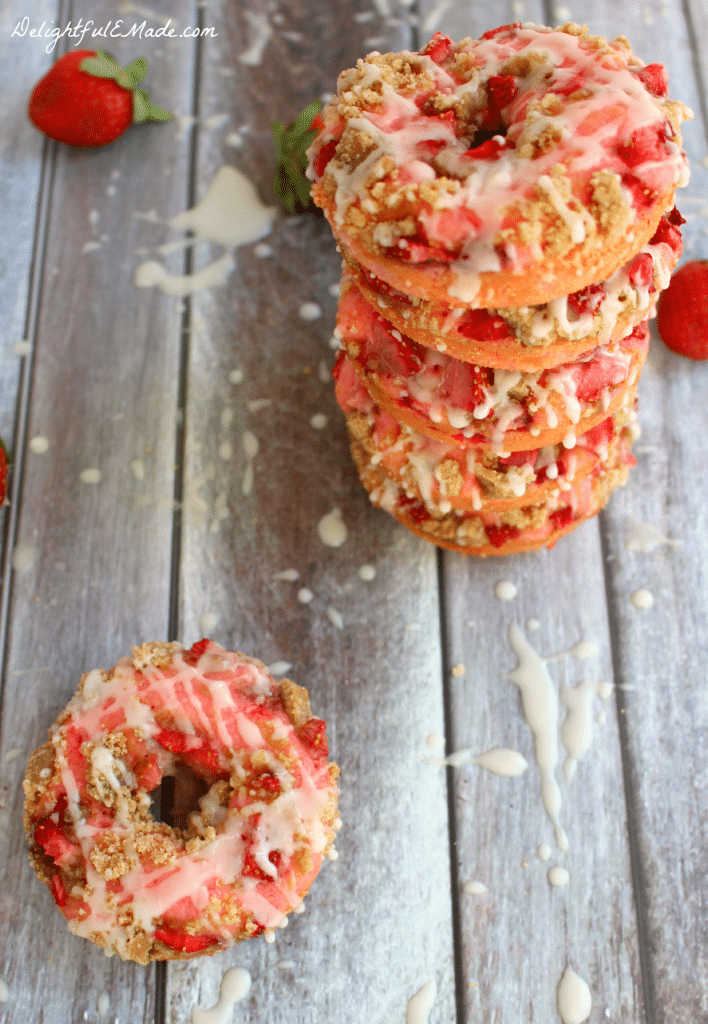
(34, 819), (75, 863)
(397, 240), (455, 264)
(464, 136), (512, 161)
(485, 524), (520, 548)
(657, 260), (708, 360)
(550, 506), (574, 530)
(487, 75), (517, 109)
(667, 207), (686, 227)
(253, 771), (281, 794)
(299, 718), (330, 759)
(617, 123), (670, 168)
(573, 355), (625, 403)
(50, 873), (67, 907)
(422, 32), (454, 65)
(648, 216), (683, 255)
(153, 730), (225, 778)
(314, 138), (338, 178)
(498, 449), (539, 468)
(621, 173), (657, 211)
(439, 361), (491, 409)
(185, 638), (210, 663)
(633, 62), (669, 97)
(398, 494), (431, 527)
(480, 22), (521, 40)
(580, 417), (614, 449)
(627, 252), (654, 288)
(567, 282), (605, 318)
(457, 308), (512, 342)
(153, 929), (218, 953)
(366, 319), (422, 378)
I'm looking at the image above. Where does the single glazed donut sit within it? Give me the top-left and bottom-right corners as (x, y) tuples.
(351, 425), (636, 555)
(338, 356), (635, 513)
(308, 24), (691, 308)
(341, 208), (683, 370)
(23, 640), (340, 964)
(335, 283), (648, 452)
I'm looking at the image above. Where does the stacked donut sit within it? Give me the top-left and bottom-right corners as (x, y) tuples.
(307, 23), (690, 555)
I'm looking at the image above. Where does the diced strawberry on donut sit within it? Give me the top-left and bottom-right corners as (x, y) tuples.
(299, 718), (329, 760)
(621, 173), (658, 211)
(421, 32), (454, 64)
(632, 62), (669, 97)
(485, 524), (520, 548)
(648, 216), (683, 254)
(398, 494), (431, 527)
(487, 75), (517, 109)
(135, 753), (162, 792)
(313, 138), (338, 178)
(153, 729), (226, 779)
(571, 354), (626, 403)
(580, 416), (614, 450)
(420, 206), (482, 250)
(396, 239), (456, 264)
(550, 506), (574, 530)
(366, 320), (422, 378)
(667, 207), (686, 227)
(253, 771), (281, 794)
(456, 308), (512, 342)
(498, 448), (539, 467)
(243, 848), (283, 881)
(617, 123), (671, 168)
(480, 22), (521, 39)
(50, 872), (67, 907)
(153, 929), (219, 954)
(464, 136), (513, 161)
(627, 252), (654, 288)
(567, 283), (605, 318)
(439, 360), (491, 409)
(34, 819), (77, 864)
(184, 638), (210, 664)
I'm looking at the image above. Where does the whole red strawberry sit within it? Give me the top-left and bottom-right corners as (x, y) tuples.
(656, 260), (708, 360)
(28, 49), (171, 147)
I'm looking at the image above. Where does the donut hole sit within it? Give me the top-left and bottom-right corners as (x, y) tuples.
(160, 763), (212, 832)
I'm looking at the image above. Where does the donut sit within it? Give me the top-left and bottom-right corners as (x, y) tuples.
(340, 373), (636, 514)
(308, 24), (691, 308)
(335, 281), (648, 451)
(23, 640), (340, 964)
(350, 424), (636, 556)
(341, 208), (683, 370)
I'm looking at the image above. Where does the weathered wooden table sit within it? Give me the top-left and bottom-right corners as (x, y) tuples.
(1, 1), (706, 1022)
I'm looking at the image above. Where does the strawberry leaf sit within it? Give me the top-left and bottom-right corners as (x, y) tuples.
(132, 89), (151, 123)
(146, 103), (173, 122)
(271, 99), (322, 212)
(79, 51), (123, 79)
(123, 57), (148, 88)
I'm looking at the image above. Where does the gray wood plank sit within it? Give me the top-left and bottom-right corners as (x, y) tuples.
(165, 1), (456, 1021)
(0, 1), (198, 1020)
(587, 1), (708, 1020)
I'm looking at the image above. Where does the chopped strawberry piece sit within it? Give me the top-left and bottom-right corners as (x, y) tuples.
(621, 173), (657, 211)
(648, 217), (683, 255)
(498, 449), (538, 467)
(439, 360), (490, 408)
(253, 771), (281, 794)
(153, 729), (225, 779)
(487, 75), (517, 109)
(153, 929), (218, 953)
(667, 207), (686, 227)
(154, 729), (193, 754)
(567, 282), (604, 318)
(366, 319), (422, 378)
(299, 718), (330, 759)
(627, 252), (654, 288)
(633, 62), (669, 97)
(485, 524), (520, 548)
(50, 872), (67, 907)
(657, 260), (708, 360)
(552, 72), (586, 98)
(573, 355), (624, 403)
(184, 638), (210, 663)
(422, 32), (454, 64)
(617, 123), (670, 167)
(418, 137), (448, 157)
(309, 113), (325, 132)
(456, 308), (512, 342)
(34, 819), (76, 863)
(136, 753), (162, 792)
(397, 240), (455, 264)
(243, 848), (282, 881)
(580, 417), (614, 449)
(314, 138), (338, 178)
(480, 22), (521, 40)
(550, 506), (574, 530)
(398, 494), (431, 527)
(464, 136), (512, 161)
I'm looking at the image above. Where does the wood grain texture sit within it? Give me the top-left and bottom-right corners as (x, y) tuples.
(165, 2), (456, 1021)
(0, 1), (197, 1020)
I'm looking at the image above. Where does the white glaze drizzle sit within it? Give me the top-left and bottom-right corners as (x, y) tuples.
(625, 517), (680, 552)
(472, 747), (528, 777)
(557, 967), (592, 1024)
(317, 508), (347, 547)
(630, 588), (654, 609)
(191, 967), (252, 1024)
(462, 880), (488, 895)
(406, 980), (437, 1024)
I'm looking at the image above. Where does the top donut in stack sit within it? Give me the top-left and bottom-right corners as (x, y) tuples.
(307, 22), (691, 555)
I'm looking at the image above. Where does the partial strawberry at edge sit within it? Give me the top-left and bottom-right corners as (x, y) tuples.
(657, 260), (708, 360)
(28, 49), (171, 148)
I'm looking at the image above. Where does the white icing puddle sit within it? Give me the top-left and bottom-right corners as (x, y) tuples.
(625, 517), (680, 553)
(557, 966), (592, 1024)
(425, 732), (443, 749)
(406, 980), (437, 1024)
(268, 661), (291, 676)
(298, 301), (321, 321)
(472, 747), (528, 777)
(191, 967), (252, 1024)
(548, 866), (570, 887)
(135, 166), (275, 297)
(559, 678), (612, 781)
(11, 545), (37, 572)
(494, 580), (517, 601)
(358, 564), (376, 581)
(327, 606), (344, 630)
(462, 880), (488, 895)
(297, 588), (313, 604)
(318, 508), (347, 547)
(29, 435), (49, 454)
(79, 467), (101, 484)
(199, 611), (218, 635)
(537, 842), (552, 862)
(631, 588), (654, 609)
(97, 991), (109, 1017)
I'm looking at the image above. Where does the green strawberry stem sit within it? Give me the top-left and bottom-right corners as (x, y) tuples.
(272, 99), (322, 214)
(79, 51), (172, 124)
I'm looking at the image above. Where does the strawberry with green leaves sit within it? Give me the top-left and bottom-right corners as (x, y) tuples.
(271, 99), (322, 213)
(28, 49), (172, 148)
